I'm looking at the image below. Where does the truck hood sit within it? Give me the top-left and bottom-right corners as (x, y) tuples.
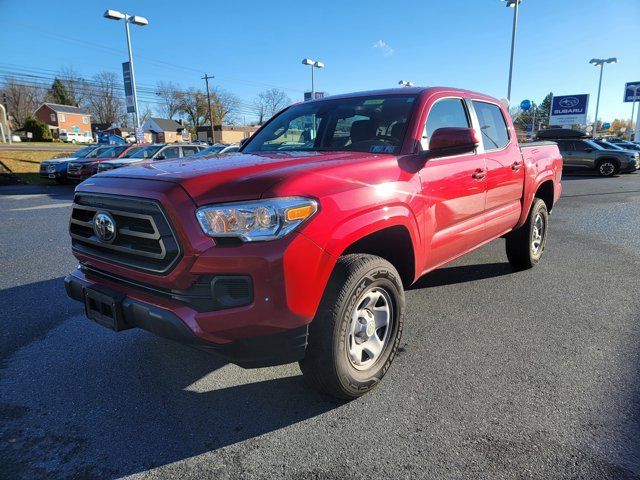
(96, 151), (380, 205)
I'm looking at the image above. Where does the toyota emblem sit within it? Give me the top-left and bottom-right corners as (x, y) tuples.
(93, 211), (117, 243)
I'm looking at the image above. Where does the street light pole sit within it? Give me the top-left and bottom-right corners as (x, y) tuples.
(589, 57), (617, 136)
(505, 0), (521, 102)
(104, 9), (148, 138)
(123, 16), (141, 130)
(302, 58), (325, 100)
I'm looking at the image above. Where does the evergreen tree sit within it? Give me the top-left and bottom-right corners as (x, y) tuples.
(537, 92), (553, 128)
(49, 78), (74, 105)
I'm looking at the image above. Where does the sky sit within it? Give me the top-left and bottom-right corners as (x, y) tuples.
(0, 0), (638, 124)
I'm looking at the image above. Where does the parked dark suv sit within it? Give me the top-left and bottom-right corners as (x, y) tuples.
(555, 139), (638, 176)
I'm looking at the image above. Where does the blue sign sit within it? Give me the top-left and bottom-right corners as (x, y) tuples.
(623, 81), (640, 103)
(520, 99), (532, 111)
(122, 62), (135, 114)
(549, 94), (589, 126)
(602, 122), (611, 130)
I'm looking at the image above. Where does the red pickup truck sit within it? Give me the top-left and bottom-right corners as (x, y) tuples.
(65, 87), (562, 399)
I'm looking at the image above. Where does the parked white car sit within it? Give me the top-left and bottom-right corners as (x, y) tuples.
(60, 131), (94, 144)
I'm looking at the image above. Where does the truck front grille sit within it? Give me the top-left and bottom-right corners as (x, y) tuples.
(69, 193), (182, 274)
(67, 163), (82, 174)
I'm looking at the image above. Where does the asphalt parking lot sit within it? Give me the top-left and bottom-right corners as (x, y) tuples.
(1, 173), (639, 480)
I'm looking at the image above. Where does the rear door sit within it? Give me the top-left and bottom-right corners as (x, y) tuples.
(470, 100), (523, 239)
(420, 97), (487, 269)
(555, 140), (578, 168)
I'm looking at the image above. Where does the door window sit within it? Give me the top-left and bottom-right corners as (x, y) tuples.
(159, 147), (180, 159)
(472, 101), (510, 151)
(182, 146), (199, 156)
(555, 140), (575, 151)
(423, 98), (470, 150)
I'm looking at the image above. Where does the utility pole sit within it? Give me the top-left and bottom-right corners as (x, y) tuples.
(202, 73), (215, 143)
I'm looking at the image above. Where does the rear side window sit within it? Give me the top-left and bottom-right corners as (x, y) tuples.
(555, 140), (574, 151)
(423, 98), (469, 150)
(182, 146), (199, 156)
(472, 101), (510, 150)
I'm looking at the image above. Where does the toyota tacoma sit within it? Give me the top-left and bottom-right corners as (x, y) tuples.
(65, 87), (562, 399)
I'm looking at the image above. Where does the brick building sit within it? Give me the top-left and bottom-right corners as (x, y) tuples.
(196, 125), (258, 144)
(141, 117), (190, 143)
(34, 103), (92, 138)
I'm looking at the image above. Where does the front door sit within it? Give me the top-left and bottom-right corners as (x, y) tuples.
(420, 97), (487, 270)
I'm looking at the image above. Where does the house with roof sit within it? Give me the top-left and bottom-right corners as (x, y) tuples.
(141, 117), (190, 143)
(34, 103), (92, 138)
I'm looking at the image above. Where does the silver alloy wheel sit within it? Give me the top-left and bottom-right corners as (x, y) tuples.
(531, 213), (544, 255)
(599, 162), (614, 176)
(347, 287), (393, 370)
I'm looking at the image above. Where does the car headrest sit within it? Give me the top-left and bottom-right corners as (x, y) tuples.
(350, 120), (377, 143)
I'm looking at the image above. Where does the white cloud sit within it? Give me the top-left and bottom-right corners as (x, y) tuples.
(373, 40), (394, 57)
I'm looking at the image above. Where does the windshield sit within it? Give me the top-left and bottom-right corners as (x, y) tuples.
(121, 146), (145, 158)
(243, 94), (417, 155)
(196, 145), (228, 156)
(74, 146), (98, 158)
(85, 146), (113, 158)
(96, 145), (128, 158)
(593, 140), (622, 150)
(129, 145), (163, 159)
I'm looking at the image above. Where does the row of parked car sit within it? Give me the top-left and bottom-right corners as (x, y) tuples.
(537, 130), (640, 177)
(39, 142), (240, 183)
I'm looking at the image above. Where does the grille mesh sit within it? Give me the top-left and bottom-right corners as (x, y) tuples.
(70, 194), (181, 274)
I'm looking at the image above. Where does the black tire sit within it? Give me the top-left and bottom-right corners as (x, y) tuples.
(596, 159), (619, 177)
(505, 198), (548, 270)
(299, 254), (405, 400)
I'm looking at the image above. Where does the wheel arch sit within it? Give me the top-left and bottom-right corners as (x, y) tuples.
(340, 225), (416, 288)
(535, 180), (555, 213)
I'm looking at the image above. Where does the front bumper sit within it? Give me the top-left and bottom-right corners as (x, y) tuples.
(65, 270), (309, 368)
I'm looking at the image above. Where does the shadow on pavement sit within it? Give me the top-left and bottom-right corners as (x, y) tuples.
(409, 262), (515, 290)
(0, 277), (342, 479)
(0, 276), (80, 365)
(0, 183), (75, 201)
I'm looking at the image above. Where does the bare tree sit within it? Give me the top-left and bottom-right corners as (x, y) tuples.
(253, 88), (291, 124)
(210, 87), (240, 126)
(85, 72), (125, 125)
(57, 66), (90, 106)
(177, 87), (208, 132)
(156, 81), (182, 119)
(1, 76), (43, 128)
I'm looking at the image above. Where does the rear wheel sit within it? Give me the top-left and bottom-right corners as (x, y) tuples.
(596, 159), (618, 177)
(505, 198), (548, 270)
(299, 254), (405, 399)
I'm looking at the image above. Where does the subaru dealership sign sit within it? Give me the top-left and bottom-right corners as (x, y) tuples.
(623, 82), (640, 102)
(549, 94), (589, 126)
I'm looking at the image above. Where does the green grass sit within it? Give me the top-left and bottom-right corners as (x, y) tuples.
(0, 150), (70, 185)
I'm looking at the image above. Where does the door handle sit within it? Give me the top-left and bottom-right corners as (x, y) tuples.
(472, 168), (486, 180)
(512, 161), (522, 171)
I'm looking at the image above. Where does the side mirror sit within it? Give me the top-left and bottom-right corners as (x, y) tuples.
(584, 148), (593, 153)
(421, 127), (479, 161)
(155, 154), (166, 160)
(239, 137), (250, 148)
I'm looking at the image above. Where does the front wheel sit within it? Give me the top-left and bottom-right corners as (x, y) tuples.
(299, 254), (405, 399)
(596, 159), (618, 177)
(505, 198), (548, 270)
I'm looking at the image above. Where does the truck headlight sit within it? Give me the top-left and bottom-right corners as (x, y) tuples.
(196, 197), (318, 242)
